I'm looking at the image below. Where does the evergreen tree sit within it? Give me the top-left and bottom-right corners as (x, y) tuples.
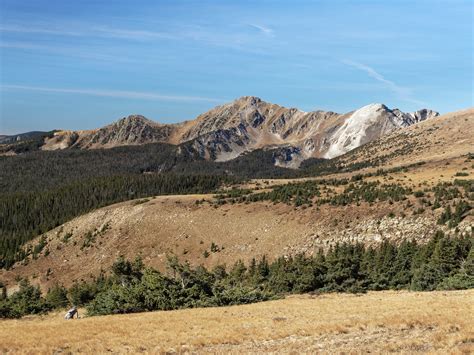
(390, 240), (417, 288)
(45, 284), (69, 309)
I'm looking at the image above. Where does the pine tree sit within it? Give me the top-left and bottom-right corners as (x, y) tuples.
(45, 284), (69, 309)
(390, 239), (417, 288)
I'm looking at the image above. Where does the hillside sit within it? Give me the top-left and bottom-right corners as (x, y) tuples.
(1, 290), (472, 353)
(2, 155), (472, 290)
(0, 108), (472, 290)
(5, 97), (438, 166)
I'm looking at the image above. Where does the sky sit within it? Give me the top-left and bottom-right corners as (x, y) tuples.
(0, 0), (472, 134)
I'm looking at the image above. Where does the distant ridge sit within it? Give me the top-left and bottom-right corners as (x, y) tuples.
(6, 97), (439, 166)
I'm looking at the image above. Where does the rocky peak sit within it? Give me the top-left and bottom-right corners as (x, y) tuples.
(392, 108), (439, 127)
(113, 115), (158, 128)
(235, 96), (262, 106)
(347, 103), (389, 118)
(68, 114), (175, 148)
(410, 109), (439, 121)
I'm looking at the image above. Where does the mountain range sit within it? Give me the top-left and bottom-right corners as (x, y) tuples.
(2, 96), (439, 167)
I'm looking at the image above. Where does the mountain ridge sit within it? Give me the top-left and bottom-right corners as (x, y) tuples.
(5, 97), (439, 165)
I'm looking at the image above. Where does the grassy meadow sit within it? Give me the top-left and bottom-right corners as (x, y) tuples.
(1, 290), (473, 354)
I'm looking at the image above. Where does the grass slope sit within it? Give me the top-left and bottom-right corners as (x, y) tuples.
(1, 290), (472, 353)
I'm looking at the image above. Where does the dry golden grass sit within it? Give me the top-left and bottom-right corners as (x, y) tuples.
(1, 290), (473, 354)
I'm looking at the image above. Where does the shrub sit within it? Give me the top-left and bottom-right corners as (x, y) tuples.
(437, 274), (474, 290)
(4, 280), (46, 318)
(414, 191), (425, 198)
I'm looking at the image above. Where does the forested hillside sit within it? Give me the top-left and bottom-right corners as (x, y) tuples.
(0, 142), (298, 193)
(0, 137), (386, 269)
(1, 144), (471, 269)
(0, 174), (233, 268)
(0, 143), (298, 268)
(0, 131), (56, 154)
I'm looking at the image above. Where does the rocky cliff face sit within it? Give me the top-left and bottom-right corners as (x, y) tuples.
(40, 96), (439, 166)
(392, 108), (439, 127)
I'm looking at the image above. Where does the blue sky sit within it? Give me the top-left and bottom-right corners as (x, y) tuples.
(0, 0), (472, 134)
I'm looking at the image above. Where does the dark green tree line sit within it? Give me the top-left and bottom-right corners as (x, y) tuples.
(1, 233), (472, 318)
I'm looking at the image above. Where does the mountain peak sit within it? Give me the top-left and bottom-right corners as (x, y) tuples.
(114, 115), (157, 126)
(236, 95), (262, 103)
(357, 103), (389, 112)
(391, 107), (439, 127)
(60, 114), (174, 149)
(411, 108), (439, 121)
(324, 103), (424, 159)
(231, 96), (263, 108)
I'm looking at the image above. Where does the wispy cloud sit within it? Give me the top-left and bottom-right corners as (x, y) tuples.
(0, 24), (174, 41)
(0, 22), (274, 55)
(0, 41), (137, 63)
(0, 24), (81, 36)
(92, 27), (176, 40)
(341, 59), (425, 106)
(1, 85), (223, 103)
(249, 24), (274, 37)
